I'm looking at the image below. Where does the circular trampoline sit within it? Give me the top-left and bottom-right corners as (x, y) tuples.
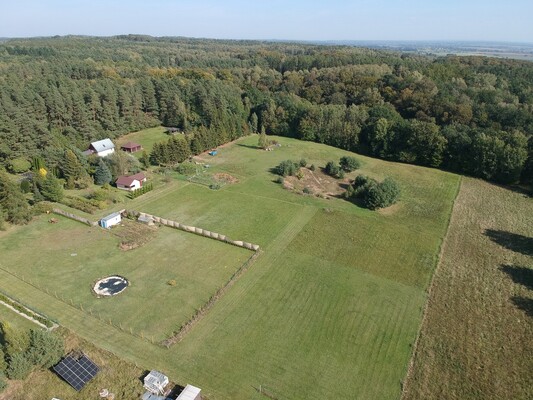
(93, 276), (129, 297)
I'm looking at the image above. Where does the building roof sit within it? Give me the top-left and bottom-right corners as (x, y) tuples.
(121, 141), (142, 149)
(144, 370), (168, 385)
(116, 172), (146, 187)
(176, 384), (201, 400)
(101, 212), (121, 222)
(90, 138), (115, 153)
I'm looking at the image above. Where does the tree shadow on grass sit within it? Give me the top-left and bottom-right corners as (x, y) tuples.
(499, 265), (533, 290)
(236, 143), (260, 150)
(484, 229), (533, 257)
(511, 296), (533, 318)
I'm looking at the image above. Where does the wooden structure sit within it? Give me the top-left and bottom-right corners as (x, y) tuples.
(120, 142), (142, 153)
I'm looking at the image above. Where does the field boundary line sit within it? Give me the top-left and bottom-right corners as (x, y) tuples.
(161, 250), (261, 347)
(400, 176), (463, 398)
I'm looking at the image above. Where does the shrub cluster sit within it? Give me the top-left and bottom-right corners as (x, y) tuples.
(339, 156), (361, 172)
(61, 195), (103, 214)
(275, 160), (300, 177)
(0, 323), (64, 385)
(347, 175), (401, 210)
(325, 161), (345, 179)
(176, 161), (197, 175)
(129, 183), (154, 199)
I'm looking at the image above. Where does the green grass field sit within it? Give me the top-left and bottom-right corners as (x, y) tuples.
(0, 135), (460, 399)
(115, 126), (169, 158)
(0, 217), (250, 342)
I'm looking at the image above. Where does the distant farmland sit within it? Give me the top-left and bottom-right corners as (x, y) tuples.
(0, 135), (460, 399)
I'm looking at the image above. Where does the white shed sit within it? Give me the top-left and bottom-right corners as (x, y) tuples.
(143, 370), (169, 395)
(176, 384), (202, 400)
(100, 212), (121, 229)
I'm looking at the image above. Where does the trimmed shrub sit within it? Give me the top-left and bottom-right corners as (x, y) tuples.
(309, 164), (316, 171)
(339, 156), (361, 172)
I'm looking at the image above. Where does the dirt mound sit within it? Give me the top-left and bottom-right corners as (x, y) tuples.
(111, 219), (158, 251)
(284, 167), (348, 198)
(213, 173), (239, 184)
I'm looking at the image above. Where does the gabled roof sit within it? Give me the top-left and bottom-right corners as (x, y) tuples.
(101, 212), (121, 222)
(90, 138), (115, 153)
(176, 384), (201, 400)
(116, 172), (146, 186)
(121, 141), (142, 149)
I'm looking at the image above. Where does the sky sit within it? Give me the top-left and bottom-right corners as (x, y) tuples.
(1, 0), (532, 42)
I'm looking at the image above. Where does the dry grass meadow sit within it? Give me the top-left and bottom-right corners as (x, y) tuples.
(403, 178), (533, 400)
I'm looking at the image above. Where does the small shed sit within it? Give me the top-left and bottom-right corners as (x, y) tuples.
(121, 142), (143, 153)
(100, 212), (121, 229)
(144, 370), (169, 395)
(176, 384), (202, 400)
(138, 214), (155, 226)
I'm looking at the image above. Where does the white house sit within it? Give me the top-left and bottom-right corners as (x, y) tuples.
(115, 172), (147, 191)
(85, 138), (115, 157)
(99, 212), (121, 229)
(143, 370), (169, 395)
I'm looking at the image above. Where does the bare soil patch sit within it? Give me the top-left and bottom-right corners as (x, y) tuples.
(283, 167), (349, 198)
(213, 172), (239, 184)
(111, 219), (158, 251)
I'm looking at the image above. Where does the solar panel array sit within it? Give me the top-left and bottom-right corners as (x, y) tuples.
(53, 354), (99, 391)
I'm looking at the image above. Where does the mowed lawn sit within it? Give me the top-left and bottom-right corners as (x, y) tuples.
(115, 126), (169, 158)
(0, 135), (460, 399)
(0, 216), (250, 341)
(403, 178), (533, 400)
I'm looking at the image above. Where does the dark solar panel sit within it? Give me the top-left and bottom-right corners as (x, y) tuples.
(53, 354), (99, 391)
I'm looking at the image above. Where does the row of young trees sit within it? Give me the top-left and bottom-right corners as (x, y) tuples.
(0, 36), (532, 185)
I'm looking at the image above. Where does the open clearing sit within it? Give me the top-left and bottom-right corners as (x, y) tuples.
(403, 178), (533, 400)
(0, 135), (460, 399)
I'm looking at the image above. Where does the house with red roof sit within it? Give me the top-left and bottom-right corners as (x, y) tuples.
(115, 172), (147, 191)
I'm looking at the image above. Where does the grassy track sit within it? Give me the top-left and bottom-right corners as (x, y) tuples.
(0, 135), (460, 399)
(403, 178), (533, 400)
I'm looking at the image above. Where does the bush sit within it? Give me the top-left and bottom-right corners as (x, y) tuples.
(299, 158), (307, 167)
(303, 186), (313, 195)
(61, 196), (101, 213)
(7, 158), (31, 174)
(25, 329), (64, 369)
(325, 161), (343, 178)
(167, 279), (177, 286)
(363, 178), (401, 210)
(176, 162), (197, 175)
(6, 353), (32, 380)
(309, 164), (316, 171)
(275, 160), (299, 177)
(274, 176), (284, 184)
(340, 156), (361, 172)
(20, 180), (31, 193)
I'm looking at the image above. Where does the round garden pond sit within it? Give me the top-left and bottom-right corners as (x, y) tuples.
(93, 276), (129, 297)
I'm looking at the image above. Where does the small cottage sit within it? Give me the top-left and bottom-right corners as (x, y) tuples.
(116, 172), (147, 191)
(143, 370), (169, 395)
(84, 139), (115, 157)
(121, 142), (143, 153)
(100, 212), (121, 229)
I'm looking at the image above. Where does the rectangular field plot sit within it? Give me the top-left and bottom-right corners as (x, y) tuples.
(0, 216), (251, 341)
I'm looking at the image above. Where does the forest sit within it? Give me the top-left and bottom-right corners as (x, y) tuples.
(0, 35), (532, 186)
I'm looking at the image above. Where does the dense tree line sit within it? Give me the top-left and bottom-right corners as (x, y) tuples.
(0, 36), (532, 185)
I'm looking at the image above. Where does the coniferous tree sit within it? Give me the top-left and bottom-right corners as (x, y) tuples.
(94, 159), (113, 185)
(39, 175), (64, 202)
(62, 149), (85, 189)
(258, 126), (268, 149)
(0, 171), (32, 225)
